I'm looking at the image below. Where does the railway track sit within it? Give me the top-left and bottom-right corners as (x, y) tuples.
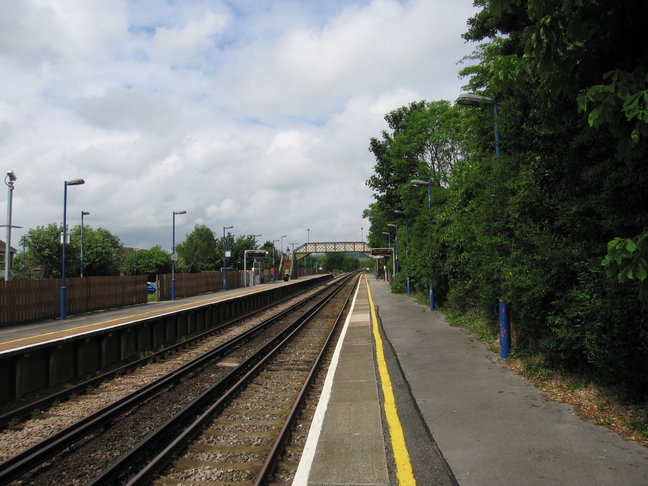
(0, 272), (360, 485)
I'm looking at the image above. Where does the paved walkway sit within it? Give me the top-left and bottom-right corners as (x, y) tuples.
(368, 277), (648, 485)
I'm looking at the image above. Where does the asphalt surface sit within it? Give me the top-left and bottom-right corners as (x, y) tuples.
(368, 277), (648, 485)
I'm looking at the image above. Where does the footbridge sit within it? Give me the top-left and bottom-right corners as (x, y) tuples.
(277, 242), (391, 280)
(292, 242), (372, 260)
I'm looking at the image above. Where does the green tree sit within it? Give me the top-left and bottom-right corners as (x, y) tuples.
(69, 226), (121, 276)
(120, 246), (172, 276)
(23, 224), (63, 278)
(175, 224), (218, 272)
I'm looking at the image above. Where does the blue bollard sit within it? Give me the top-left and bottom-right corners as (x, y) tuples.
(429, 283), (435, 310)
(498, 297), (510, 358)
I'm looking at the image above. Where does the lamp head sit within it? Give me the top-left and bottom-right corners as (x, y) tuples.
(82, 211), (90, 216)
(174, 210), (187, 215)
(6, 170), (16, 182)
(410, 179), (429, 186)
(66, 178), (85, 186)
(455, 93), (495, 106)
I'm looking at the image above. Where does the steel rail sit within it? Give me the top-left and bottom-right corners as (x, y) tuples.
(0, 279), (335, 485)
(0, 287), (313, 428)
(103, 273), (357, 486)
(253, 272), (360, 485)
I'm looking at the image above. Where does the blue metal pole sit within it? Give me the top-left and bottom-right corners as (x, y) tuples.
(428, 181), (435, 310)
(429, 283), (435, 310)
(494, 102), (501, 156)
(80, 211), (85, 277)
(60, 181), (68, 320)
(222, 227), (227, 291)
(498, 297), (510, 358)
(405, 215), (411, 296)
(171, 212), (176, 300)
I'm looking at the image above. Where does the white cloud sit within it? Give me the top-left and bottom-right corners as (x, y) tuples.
(1, 0), (478, 251)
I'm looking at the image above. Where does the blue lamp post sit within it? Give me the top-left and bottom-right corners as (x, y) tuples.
(289, 242), (297, 279)
(456, 92), (509, 358)
(382, 231), (394, 280)
(222, 225), (233, 290)
(171, 210), (186, 300)
(280, 234), (287, 254)
(60, 178), (85, 320)
(456, 93), (501, 156)
(387, 223), (399, 275)
(395, 210), (410, 295)
(272, 239), (279, 281)
(80, 211), (90, 277)
(411, 179), (435, 310)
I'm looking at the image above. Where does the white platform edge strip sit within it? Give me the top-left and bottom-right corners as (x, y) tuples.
(291, 279), (361, 485)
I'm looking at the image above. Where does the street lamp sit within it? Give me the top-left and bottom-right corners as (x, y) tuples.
(272, 239), (280, 281)
(4, 170), (16, 281)
(289, 242), (297, 279)
(411, 179), (432, 210)
(457, 92), (509, 358)
(60, 178), (85, 320)
(80, 211), (90, 277)
(456, 93), (501, 156)
(361, 227), (364, 241)
(223, 225), (234, 290)
(395, 210), (410, 295)
(171, 210), (187, 300)
(252, 234), (262, 248)
(280, 234), (287, 254)
(411, 179), (435, 310)
(387, 223), (399, 275)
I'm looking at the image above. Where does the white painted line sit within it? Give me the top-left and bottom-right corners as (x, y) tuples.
(291, 279), (361, 486)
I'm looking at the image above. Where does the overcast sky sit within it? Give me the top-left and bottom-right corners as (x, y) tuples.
(2, 0), (477, 252)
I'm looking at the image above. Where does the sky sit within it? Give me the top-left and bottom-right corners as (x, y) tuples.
(1, 0), (478, 252)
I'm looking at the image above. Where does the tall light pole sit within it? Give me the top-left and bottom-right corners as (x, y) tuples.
(4, 170), (16, 281)
(223, 225), (233, 290)
(395, 210), (410, 295)
(60, 178), (85, 320)
(289, 242), (297, 279)
(171, 210), (187, 300)
(280, 234), (287, 254)
(456, 93), (501, 156)
(411, 179), (434, 310)
(252, 234), (262, 248)
(457, 92), (509, 358)
(272, 239), (280, 281)
(387, 223), (399, 275)
(80, 211), (90, 277)
(361, 227), (363, 242)
(381, 231), (395, 280)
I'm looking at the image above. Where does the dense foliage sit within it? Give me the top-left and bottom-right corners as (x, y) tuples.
(22, 223), (121, 277)
(364, 1), (648, 397)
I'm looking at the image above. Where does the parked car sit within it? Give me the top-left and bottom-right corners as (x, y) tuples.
(147, 281), (157, 294)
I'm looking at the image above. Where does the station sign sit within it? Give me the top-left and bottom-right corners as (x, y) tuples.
(371, 248), (392, 256)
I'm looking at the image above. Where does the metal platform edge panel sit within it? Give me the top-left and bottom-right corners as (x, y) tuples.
(0, 275), (331, 404)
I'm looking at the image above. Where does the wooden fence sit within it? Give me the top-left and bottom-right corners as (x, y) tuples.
(0, 276), (148, 326)
(156, 271), (243, 300)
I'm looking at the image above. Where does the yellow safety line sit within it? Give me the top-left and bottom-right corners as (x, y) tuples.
(0, 287), (268, 347)
(366, 275), (416, 486)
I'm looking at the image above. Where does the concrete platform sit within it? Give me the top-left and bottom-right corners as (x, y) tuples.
(296, 276), (648, 485)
